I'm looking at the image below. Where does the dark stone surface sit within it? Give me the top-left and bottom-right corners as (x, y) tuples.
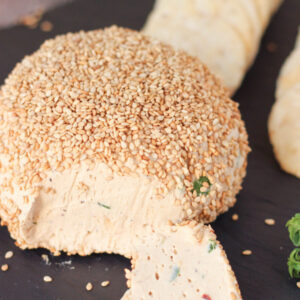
(0, 0), (299, 299)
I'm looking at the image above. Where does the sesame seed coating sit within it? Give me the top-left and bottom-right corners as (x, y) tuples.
(0, 26), (249, 249)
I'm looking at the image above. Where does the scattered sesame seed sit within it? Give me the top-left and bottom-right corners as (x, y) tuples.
(1, 264), (8, 272)
(232, 214), (239, 221)
(4, 251), (13, 259)
(86, 282), (93, 291)
(19, 10), (43, 29)
(41, 254), (50, 265)
(40, 21), (53, 32)
(242, 250), (252, 256)
(264, 218), (275, 226)
(101, 280), (110, 287)
(43, 275), (53, 282)
(297, 282), (300, 289)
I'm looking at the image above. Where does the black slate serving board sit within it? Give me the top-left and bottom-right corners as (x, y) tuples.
(0, 1), (299, 299)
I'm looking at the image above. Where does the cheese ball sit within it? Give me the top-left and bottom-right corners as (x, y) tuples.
(0, 26), (249, 255)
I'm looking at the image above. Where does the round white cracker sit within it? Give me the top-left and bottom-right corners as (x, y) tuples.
(269, 32), (300, 178)
(269, 84), (300, 177)
(276, 31), (300, 98)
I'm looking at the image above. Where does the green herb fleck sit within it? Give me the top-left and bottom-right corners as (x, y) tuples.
(288, 248), (300, 278)
(208, 239), (217, 253)
(286, 213), (300, 246)
(170, 266), (180, 282)
(97, 202), (111, 209)
(192, 176), (211, 196)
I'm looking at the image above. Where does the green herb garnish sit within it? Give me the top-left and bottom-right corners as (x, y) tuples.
(192, 176), (211, 196)
(97, 202), (111, 209)
(286, 213), (300, 246)
(170, 266), (180, 282)
(208, 239), (217, 253)
(288, 248), (300, 278)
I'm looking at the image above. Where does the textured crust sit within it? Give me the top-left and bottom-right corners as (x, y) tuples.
(0, 26), (247, 299)
(0, 26), (249, 254)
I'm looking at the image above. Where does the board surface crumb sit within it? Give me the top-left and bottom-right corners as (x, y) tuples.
(4, 251), (13, 259)
(43, 275), (53, 282)
(101, 280), (110, 287)
(242, 250), (252, 256)
(264, 218), (276, 226)
(1, 264), (8, 272)
(40, 20), (53, 32)
(86, 282), (93, 291)
(232, 214), (239, 221)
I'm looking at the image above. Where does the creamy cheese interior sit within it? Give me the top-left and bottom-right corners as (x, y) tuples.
(0, 162), (242, 299)
(122, 224), (241, 300)
(17, 162), (184, 256)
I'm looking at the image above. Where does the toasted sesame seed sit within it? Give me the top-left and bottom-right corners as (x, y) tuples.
(43, 275), (53, 282)
(19, 10), (43, 29)
(101, 280), (110, 287)
(4, 251), (13, 259)
(264, 218), (275, 226)
(40, 21), (53, 32)
(242, 250), (252, 256)
(1, 264), (8, 272)
(41, 254), (50, 264)
(232, 214), (239, 221)
(86, 282), (93, 291)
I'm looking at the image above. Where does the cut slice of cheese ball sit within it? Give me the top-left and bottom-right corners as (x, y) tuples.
(122, 223), (242, 300)
(0, 26), (249, 255)
(143, 0), (283, 94)
(268, 31), (300, 178)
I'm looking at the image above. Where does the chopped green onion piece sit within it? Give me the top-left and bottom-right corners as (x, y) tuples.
(97, 202), (111, 209)
(192, 176), (211, 196)
(286, 213), (300, 246)
(170, 266), (180, 282)
(288, 248), (300, 278)
(208, 239), (217, 253)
